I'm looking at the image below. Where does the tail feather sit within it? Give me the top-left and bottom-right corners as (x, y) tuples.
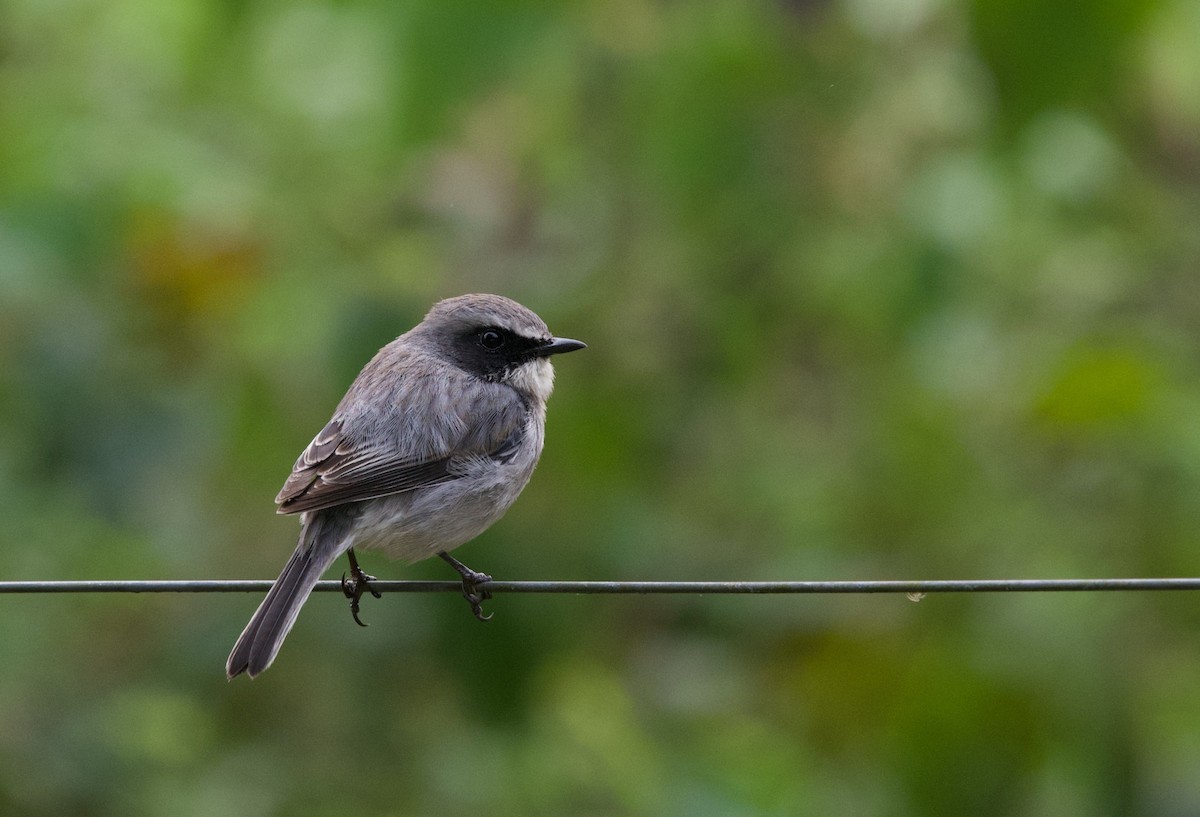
(226, 512), (351, 679)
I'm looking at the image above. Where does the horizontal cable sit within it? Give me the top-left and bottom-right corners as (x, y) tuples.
(1, 578), (1200, 594)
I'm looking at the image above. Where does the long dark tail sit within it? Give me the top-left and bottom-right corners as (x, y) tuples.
(226, 511), (352, 679)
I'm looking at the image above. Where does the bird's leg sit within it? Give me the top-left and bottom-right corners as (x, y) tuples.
(341, 548), (381, 627)
(438, 551), (493, 622)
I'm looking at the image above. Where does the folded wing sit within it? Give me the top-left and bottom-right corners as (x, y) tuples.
(275, 390), (528, 515)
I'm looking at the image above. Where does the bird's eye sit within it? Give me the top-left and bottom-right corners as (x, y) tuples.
(479, 329), (505, 350)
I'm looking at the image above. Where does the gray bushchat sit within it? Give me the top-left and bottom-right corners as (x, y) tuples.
(226, 294), (585, 679)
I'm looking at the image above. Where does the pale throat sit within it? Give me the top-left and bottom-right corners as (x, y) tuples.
(506, 357), (556, 404)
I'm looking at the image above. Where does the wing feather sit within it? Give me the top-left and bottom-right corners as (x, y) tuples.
(274, 381), (528, 515)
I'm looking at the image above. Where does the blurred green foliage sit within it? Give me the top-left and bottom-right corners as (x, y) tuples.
(2, 0), (1200, 814)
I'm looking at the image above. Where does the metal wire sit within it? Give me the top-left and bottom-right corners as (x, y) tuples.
(1, 578), (1200, 594)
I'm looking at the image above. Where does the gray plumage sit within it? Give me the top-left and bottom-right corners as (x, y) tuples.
(226, 294), (585, 679)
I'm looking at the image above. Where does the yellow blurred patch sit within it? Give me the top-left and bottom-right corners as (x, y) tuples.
(1035, 346), (1158, 431)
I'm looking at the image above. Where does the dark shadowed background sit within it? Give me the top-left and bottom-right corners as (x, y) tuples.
(2, 0), (1200, 814)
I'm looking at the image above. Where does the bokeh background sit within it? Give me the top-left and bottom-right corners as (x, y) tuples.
(3, 0), (1200, 814)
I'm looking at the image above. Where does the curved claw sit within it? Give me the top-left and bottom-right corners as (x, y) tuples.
(460, 574), (493, 622)
(437, 551), (496, 622)
(341, 572), (369, 627)
(341, 561), (379, 628)
(465, 591), (494, 622)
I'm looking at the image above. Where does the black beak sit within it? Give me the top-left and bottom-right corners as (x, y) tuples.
(533, 337), (587, 357)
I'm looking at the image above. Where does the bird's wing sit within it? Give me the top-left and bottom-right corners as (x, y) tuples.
(274, 392), (528, 515)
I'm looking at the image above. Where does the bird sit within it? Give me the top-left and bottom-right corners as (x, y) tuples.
(226, 294), (585, 679)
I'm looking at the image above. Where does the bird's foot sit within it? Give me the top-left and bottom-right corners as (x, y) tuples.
(438, 552), (494, 622)
(342, 549), (382, 627)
